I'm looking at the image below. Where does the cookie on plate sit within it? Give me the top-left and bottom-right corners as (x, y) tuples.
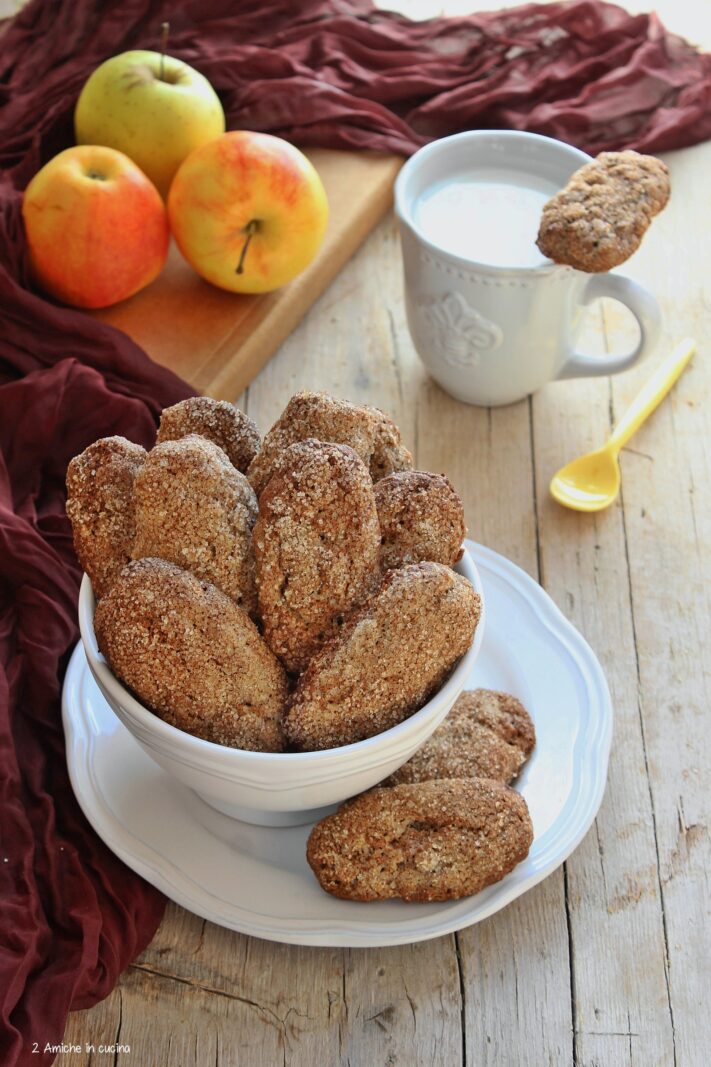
(375, 470), (466, 570)
(384, 688), (535, 786)
(66, 435), (147, 599)
(157, 396), (260, 474)
(285, 561), (481, 750)
(131, 435), (258, 616)
(307, 778), (533, 901)
(253, 439), (381, 673)
(94, 558), (287, 751)
(536, 150), (670, 273)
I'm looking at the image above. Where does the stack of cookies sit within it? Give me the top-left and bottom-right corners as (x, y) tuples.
(308, 688), (535, 902)
(66, 391), (480, 754)
(66, 391), (535, 902)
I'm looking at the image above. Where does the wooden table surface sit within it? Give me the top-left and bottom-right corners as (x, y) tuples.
(52, 2), (709, 1064)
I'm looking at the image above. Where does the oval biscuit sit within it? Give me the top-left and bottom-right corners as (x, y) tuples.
(157, 396), (260, 473)
(131, 434), (258, 615)
(285, 561), (482, 750)
(66, 435), (146, 599)
(253, 439), (381, 673)
(384, 688), (535, 786)
(307, 778), (533, 901)
(94, 558), (287, 751)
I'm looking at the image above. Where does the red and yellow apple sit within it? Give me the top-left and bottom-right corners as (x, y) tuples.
(75, 50), (225, 199)
(167, 131), (329, 294)
(22, 145), (169, 309)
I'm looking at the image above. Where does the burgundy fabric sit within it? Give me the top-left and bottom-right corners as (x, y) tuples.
(0, 226), (194, 1067)
(1, 0), (711, 188)
(0, 0), (709, 1064)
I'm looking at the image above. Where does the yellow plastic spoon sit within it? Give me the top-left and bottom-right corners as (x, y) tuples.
(550, 338), (696, 512)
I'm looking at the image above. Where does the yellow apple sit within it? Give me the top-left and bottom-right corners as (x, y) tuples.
(167, 131), (329, 294)
(22, 145), (169, 309)
(74, 50), (225, 198)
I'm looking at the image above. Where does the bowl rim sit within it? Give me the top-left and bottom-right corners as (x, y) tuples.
(79, 548), (485, 764)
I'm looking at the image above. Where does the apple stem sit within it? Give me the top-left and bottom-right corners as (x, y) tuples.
(160, 21), (169, 80)
(236, 220), (258, 275)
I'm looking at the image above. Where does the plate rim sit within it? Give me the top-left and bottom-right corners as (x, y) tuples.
(63, 540), (613, 948)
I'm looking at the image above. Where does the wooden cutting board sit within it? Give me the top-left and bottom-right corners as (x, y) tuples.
(92, 149), (403, 400)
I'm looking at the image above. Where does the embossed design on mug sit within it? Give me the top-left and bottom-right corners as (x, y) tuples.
(420, 291), (503, 367)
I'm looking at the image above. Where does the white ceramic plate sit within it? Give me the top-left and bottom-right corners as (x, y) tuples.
(63, 541), (612, 948)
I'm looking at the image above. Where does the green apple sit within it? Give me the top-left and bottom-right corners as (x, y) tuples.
(74, 50), (225, 198)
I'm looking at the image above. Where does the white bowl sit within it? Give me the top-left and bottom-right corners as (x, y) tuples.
(78, 550), (485, 827)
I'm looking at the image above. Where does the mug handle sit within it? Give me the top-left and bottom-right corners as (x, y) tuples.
(558, 273), (661, 380)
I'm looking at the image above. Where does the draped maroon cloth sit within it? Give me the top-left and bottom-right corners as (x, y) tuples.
(0, 0), (709, 1063)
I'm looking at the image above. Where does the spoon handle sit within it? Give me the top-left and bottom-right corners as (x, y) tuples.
(608, 338), (696, 453)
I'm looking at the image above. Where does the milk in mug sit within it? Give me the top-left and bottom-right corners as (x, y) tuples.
(414, 170), (557, 269)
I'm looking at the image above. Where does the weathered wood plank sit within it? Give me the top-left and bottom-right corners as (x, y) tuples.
(413, 362), (575, 1067)
(62, 905), (344, 1066)
(532, 365), (677, 1064)
(58, 991), (121, 1066)
(337, 939), (463, 1065)
(602, 141), (711, 1067)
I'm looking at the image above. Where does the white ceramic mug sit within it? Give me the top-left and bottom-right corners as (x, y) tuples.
(394, 130), (661, 407)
